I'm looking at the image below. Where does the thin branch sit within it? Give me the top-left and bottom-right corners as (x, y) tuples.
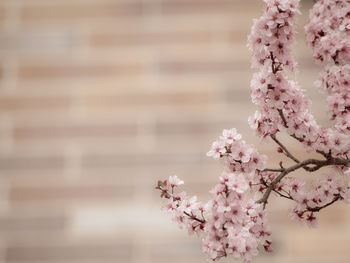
(184, 211), (206, 224)
(278, 109), (288, 128)
(263, 168), (284, 172)
(269, 134), (328, 172)
(272, 188), (293, 200)
(260, 179), (293, 201)
(257, 159), (315, 207)
(270, 52), (277, 74)
(307, 195), (341, 212)
(270, 134), (300, 163)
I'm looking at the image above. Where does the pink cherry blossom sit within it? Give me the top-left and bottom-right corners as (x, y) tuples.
(157, 0), (350, 261)
(220, 128), (242, 144)
(230, 143), (254, 163)
(305, 0), (350, 65)
(226, 172), (249, 194)
(168, 175), (184, 187)
(207, 140), (227, 159)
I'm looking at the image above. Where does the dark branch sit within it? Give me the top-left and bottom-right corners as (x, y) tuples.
(270, 134), (300, 163)
(263, 168), (284, 172)
(278, 109), (288, 128)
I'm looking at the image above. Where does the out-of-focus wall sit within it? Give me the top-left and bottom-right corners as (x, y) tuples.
(0, 0), (349, 262)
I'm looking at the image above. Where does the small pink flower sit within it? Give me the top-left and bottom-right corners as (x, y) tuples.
(207, 140), (227, 159)
(168, 175), (184, 187)
(305, 212), (318, 228)
(220, 128), (242, 144)
(230, 143), (254, 163)
(226, 173), (249, 194)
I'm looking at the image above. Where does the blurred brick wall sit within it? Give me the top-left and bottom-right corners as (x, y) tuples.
(0, 0), (349, 263)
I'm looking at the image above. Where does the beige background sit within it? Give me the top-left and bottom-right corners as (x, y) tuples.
(0, 0), (349, 262)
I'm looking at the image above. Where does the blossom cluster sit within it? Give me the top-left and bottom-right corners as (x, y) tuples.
(248, 0), (350, 158)
(247, 0), (312, 140)
(248, 70), (316, 142)
(303, 0), (350, 154)
(305, 0), (350, 65)
(205, 129), (272, 260)
(156, 172), (272, 262)
(251, 168), (350, 228)
(247, 0), (315, 147)
(248, 0), (299, 73)
(316, 65), (350, 132)
(155, 176), (206, 236)
(249, 68), (350, 156)
(207, 128), (267, 174)
(202, 172), (272, 262)
(286, 173), (350, 227)
(307, 0), (350, 134)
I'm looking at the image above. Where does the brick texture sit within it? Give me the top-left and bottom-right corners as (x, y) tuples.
(0, 0), (349, 262)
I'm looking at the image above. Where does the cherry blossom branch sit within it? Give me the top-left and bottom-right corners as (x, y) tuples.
(157, 1), (350, 261)
(262, 175), (342, 213)
(155, 177), (207, 227)
(261, 179), (293, 200)
(269, 133), (332, 172)
(268, 184), (341, 213)
(258, 160), (315, 207)
(257, 157), (350, 208)
(262, 174), (342, 213)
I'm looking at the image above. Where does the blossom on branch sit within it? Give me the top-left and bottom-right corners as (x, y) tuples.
(156, 0), (350, 261)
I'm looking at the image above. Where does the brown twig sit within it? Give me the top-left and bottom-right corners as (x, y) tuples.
(261, 179), (293, 200)
(307, 195), (341, 212)
(270, 134), (300, 163)
(263, 168), (284, 172)
(269, 133), (330, 172)
(278, 109), (288, 128)
(184, 211), (206, 224)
